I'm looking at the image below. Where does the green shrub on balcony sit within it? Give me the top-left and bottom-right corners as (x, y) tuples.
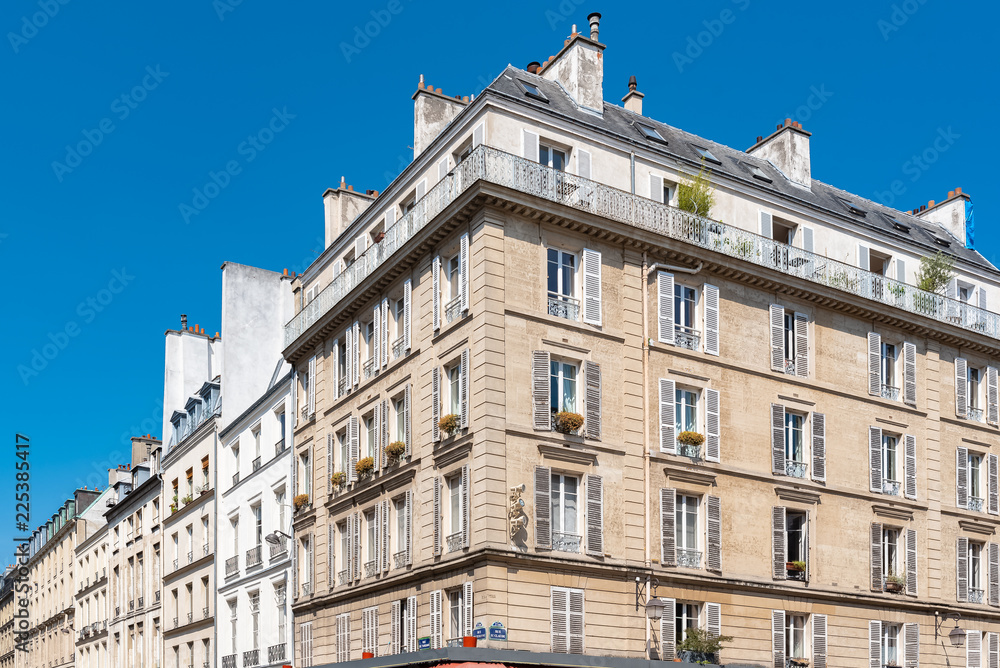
(385, 441), (406, 464)
(553, 412), (584, 434)
(677, 159), (716, 218)
(439, 414), (460, 437)
(355, 456), (375, 478)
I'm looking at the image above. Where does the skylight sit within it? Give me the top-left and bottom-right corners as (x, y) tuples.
(934, 235), (951, 247)
(517, 80), (547, 102)
(837, 197), (867, 217)
(694, 146), (721, 164)
(636, 123), (666, 143)
(742, 162), (772, 183)
(881, 213), (911, 233)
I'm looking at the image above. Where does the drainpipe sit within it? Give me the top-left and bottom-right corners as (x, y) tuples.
(641, 251), (651, 656)
(630, 152), (636, 194)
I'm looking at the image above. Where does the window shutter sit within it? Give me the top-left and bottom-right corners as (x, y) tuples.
(568, 589), (584, 654)
(472, 122), (484, 148)
(551, 588), (568, 654)
(404, 384), (412, 457)
(957, 357), (969, 418)
(868, 332), (881, 396)
(958, 447), (969, 509)
(660, 379), (676, 454)
(705, 602), (721, 638)
(759, 211), (772, 239)
(771, 610), (785, 668)
(460, 233), (470, 313)
(896, 257), (906, 282)
(403, 279), (412, 352)
(430, 590), (442, 649)
(858, 243), (870, 271)
(437, 157), (448, 183)
(906, 528), (918, 596)
(904, 623), (919, 668)
(869, 426), (883, 493)
(355, 236), (368, 265)
(772, 506), (786, 580)
(802, 226), (814, 254)
(432, 256), (441, 332)
(463, 581), (473, 636)
(577, 149), (591, 179)
(404, 490), (412, 566)
(585, 474), (603, 556)
(344, 515), (353, 587)
(982, 286), (990, 310)
(349, 416), (359, 482)
(811, 412), (826, 482)
(332, 340), (340, 398)
(868, 621), (882, 668)
(373, 304), (381, 371)
(433, 477), (441, 557)
(958, 536), (969, 602)
(992, 454), (1000, 516)
(989, 633), (999, 668)
(650, 174), (664, 203)
(345, 327), (353, 390)
(327, 434), (334, 496)
(352, 321), (361, 386)
(769, 304), (784, 371)
(705, 389), (720, 462)
(903, 342), (917, 406)
(382, 499), (391, 573)
(390, 600), (401, 654)
(584, 361), (601, 440)
(380, 400), (389, 471)
(381, 298), (389, 368)
(353, 512), (361, 581)
(533, 351), (551, 431)
(307, 355), (316, 416)
(990, 366), (999, 426)
(432, 367), (441, 443)
(794, 312), (809, 377)
(460, 348), (470, 429)
(656, 271), (675, 345)
(660, 488), (676, 567)
(581, 248), (602, 326)
(904, 434), (917, 500)
(969, 630), (982, 668)
(406, 596), (417, 652)
(415, 179), (426, 202)
(771, 403), (785, 475)
(373, 402), (381, 470)
(461, 464), (470, 549)
(870, 522), (883, 591)
(704, 283), (720, 356)
(385, 206), (396, 229)
(659, 597), (676, 660)
(328, 523), (335, 589)
(695, 492), (719, 572)
(535, 466), (552, 549)
(990, 543), (999, 607)
(523, 130), (539, 161)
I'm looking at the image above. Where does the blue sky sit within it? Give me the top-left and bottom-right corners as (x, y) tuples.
(1, 0), (998, 554)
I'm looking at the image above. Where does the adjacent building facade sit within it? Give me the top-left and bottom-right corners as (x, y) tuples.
(1, 566), (15, 668)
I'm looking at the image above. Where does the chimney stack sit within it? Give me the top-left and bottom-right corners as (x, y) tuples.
(747, 118), (812, 188)
(539, 12), (605, 113)
(621, 75), (644, 114)
(588, 12), (601, 41)
(914, 187), (974, 248)
(180, 314), (187, 330)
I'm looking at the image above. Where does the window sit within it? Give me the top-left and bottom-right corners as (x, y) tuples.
(364, 415), (376, 459)
(364, 320), (375, 368)
(785, 614), (805, 660)
(539, 144), (566, 170)
(550, 360), (578, 416)
(551, 587), (584, 654)
(337, 342), (347, 394)
(881, 623), (899, 666)
(393, 396), (407, 444)
(228, 600), (237, 653)
(636, 123), (665, 143)
(231, 518), (239, 556)
(693, 146), (720, 164)
(448, 475), (463, 537)
(783, 313), (797, 370)
(517, 79), (546, 101)
(970, 542), (984, 602)
(675, 388), (699, 455)
(882, 434), (900, 496)
(393, 298), (405, 340)
(969, 452), (984, 510)
(675, 495), (700, 568)
(882, 527), (900, 583)
(366, 511), (377, 572)
(337, 429), (349, 476)
(446, 364), (461, 417)
(785, 511), (807, 581)
(299, 453), (311, 497)
(784, 412), (806, 477)
(550, 474), (579, 552)
(547, 249), (578, 320)
(276, 489), (286, 537)
(395, 496), (408, 554)
(448, 589), (463, 642)
(249, 591), (260, 649)
(881, 342), (898, 398)
(275, 584), (287, 642)
(252, 427), (261, 463)
(744, 162), (772, 183)
(673, 284), (698, 347)
(339, 522), (349, 580)
(252, 505), (262, 547)
(299, 537), (311, 593)
(446, 255), (461, 302)
(675, 602), (699, 647)
(968, 366), (985, 420)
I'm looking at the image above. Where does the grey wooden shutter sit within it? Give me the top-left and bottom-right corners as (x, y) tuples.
(403, 279), (412, 352)
(463, 581), (474, 636)
(802, 227), (814, 254)
(969, 630), (982, 668)
(769, 304), (784, 371)
(381, 400), (389, 469)
(381, 298), (389, 368)
(373, 504), (381, 581)
(706, 495), (721, 572)
(431, 367), (440, 443)
(328, 524), (335, 589)
(659, 597), (675, 660)
(535, 466), (552, 549)
(406, 596), (417, 652)
(958, 446), (969, 509)
(353, 512), (361, 581)
(871, 522), (883, 591)
(812, 615), (828, 668)
(990, 543), (999, 607)
(660, 379), (676, 454)
(660, 488), (676, 567)
(352, 321), (361, 386)
(327, 433), (333, 496)
(373, 402), (381, 469)
(404, 490), (412, 566)
(904, 623), (919, 668)
(988, 633), (999, 668)
(896, 257), (906, 282)
(990, 367), (1000, 425)
(906, 527), (917, 596)
(551, 588), (567, 654)
(650, 174), (664, 203)
(344, 327), (353, 391)
(382, 499), (391, 573)
(771, 403), (785, 475)
(332, 340), (340, 398)
(581, 248), (602, 326)
(958, 536), (969, 602)
(523, 129), (539, 161)
(957, 357), (969, 418)
(432, 256), (441, 332)
(584, 361), (601, 440)
(344, 515), (352, 587)
(903, 342), (916, 406)
(794, 312), (809, 377)
(415, 179), (426, 202)
(869, 426), (883, 493)
(705, 602), (721, 638)
(390, 600), (400, 654)
(858, 243), (870, 271)
(868, 621), (881, 668)
(904, 434), (917, 500)
(432, 477), (441, 557)
(568, 590), (584, 655)
(460, 348), (470, 429)
(759, 211), (772, 239)
(657, 272), (675, 344)
(982, 286), (990, 310)
(577, 149), (591, 179)
(868, 332), (881, 396)
(811, 412), (826, 482)
(772, 506), (786, 580)
(437, 157), (448, 183)
(771, 610), (785, 668)
(373, 304), (381, 371)
(991, 454), (1000, 516)
(695, 389), (716, 464)
(460, 233), (469, 313)
(704, 283), (720, 356)
(430, 590), (442, 649)
(533, 351), (551, 431)
(585, 474), (603, 556)
(472, 121), (484, 149)
(404, 384), (412, 457)
(461, 464), (470, 549)
(307, 355), (316, 416)
(349, 416), (359, 482)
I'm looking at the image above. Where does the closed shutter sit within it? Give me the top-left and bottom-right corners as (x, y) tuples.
(523, 130), (539, 161)
(904, 623), (919, 668)
(328, 523), (335, 589)
(349, 416), (359, 482)
(989, 633), (999, 668)
(327, 433), (333, 496)
(870, 426), (883, 493)
(460, 348), (470, 429)
(568, 589), (584, 654)
(535, 466), (552, 549)
(771, 403), (785, 475)
(577, 149), (591, 179)
(650, 174), (664, 203)
(769, 304), (784, 371)
(404, 490), (412, 566)
(381, 298), (389, 368)
(438, 157), (448, 183)
(660, 488), (676, 567)
(533, 351), (551, 431)
(430, 590), (442, 649)
(990, 543), (999, 607)
(958, 447), (969, 509)
(390, 600), (401, 654)
(461, 464), (470, 549)
(352, 321), (361, 386)
(356, 235), (368, 264)
(472, 121), (484, 148)
(345, 327), (353, 391)
(657, 272), (675, 344)
(433, 477), (441, 556)
(581, 248), (602, 326)
(705, 389), (720, 462)
(813, 614), (828, 668)
(871, 522), (883, 591)
(353, 512), (361, 581)
(585, 474), (603, 556)
(380, 400), (389, 470)
(990, 366), (1000, 425)
(772, 507), (786, 580)
(660, 379), (676, 454)
(659, 597), (676, 660)
(905, 434), (917, 500)
(958, 536), (969, 602)
(373, 402), (381, 470)
(991, 454), (1000, 516)
(345, 514), (353, 587)
(460, 233), (470, 313)
(584, 361), (601, 440)
(969, 630), (982, 668)
(982, 286), (990, 310)
(307, 355), (316, 416)
(903, 342), (917, 406)
(896, 257), (906, 282)
(794, 312), (809, 377)
(759, 211), (773, 239)
(771, 610), (785, 668)
(906, 528), (918, 596)
(551, 588), (568, 653)
(858, 243), (870, 271)
(811, 412), (826, 482)
(406, 596), (417, 652)
(868, 332), (881, 396)
(463, 581), (473, 636)
(372, 608), (380, 657)
(385, 206), (396, 228)
(415, 179), (426, 202)
(432, 256), (441, 332)
(403, 279), (412, 352)
(868, 621), (882, 668)
(802, 227), (814, 253)
(336, 615), (346, 662)
(382, 499), (391, 573)
(706, 495), (721, 572)
(373, 304), (381, 371)
(704, 283), (720, 356)
(332, 340), (340, 398)
(432, 366), (440, 442)
(404, 384), (412, 457)
(705, 602), (721, 638)
(957, 357), (969, 418)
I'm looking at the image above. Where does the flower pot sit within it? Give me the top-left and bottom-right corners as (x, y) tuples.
(885, 581), (904, 593)
(677, 650), (715, 664)
(362, 651), (375, 659)
(786, 562), (804, 572)
(462, 636), (477, 647)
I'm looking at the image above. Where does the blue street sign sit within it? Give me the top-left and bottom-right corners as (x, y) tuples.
(472, 622), (486, 639)
(489, 621), (507, 641)
(418, 637), (431, 650)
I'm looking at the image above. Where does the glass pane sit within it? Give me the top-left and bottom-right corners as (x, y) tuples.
(539, 146), (549, 166)
(563, 364), (577, 413)
(552, 150), (565, 171)
(561, 254), (575, 298)
(564, 477), (577, 534)
(547, 249), (559, 294)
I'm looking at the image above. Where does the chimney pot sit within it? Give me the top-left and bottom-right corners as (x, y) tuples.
(527, 61), (541, 73)
(588, 12), (601, 41)
(920, 205), (926, 211)
(776, 124), (782, 131)
(948, 190), (955, 199)
(928, 200), (935, 208)
(571, 24), (577, 34)
(348, 185), (354, 191)
(785, 118), (792, 127)
(756, 136), (763, 143)
(418, 74), (424, 89)
(956, 186), (963, 194)
(436, 87), (442, 94)
(180, 314), (187, 329)
(628, 75), (637, 92)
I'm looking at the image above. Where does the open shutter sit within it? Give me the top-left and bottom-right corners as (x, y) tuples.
(958, 536), (969, 602)
(327, 433), (334, 496)
(904, 434), (917, 499)
(812, 412), (826, 482)
(390, 600), (400, 654)
(463, 581), (473, 636)
(896, 257), (906, 282)
(657, 272), (675, 344)
(349, 416), (359, 482)
(415, 179), (426, 202)
(772, 506), (786, 580)
(904, 623), (919, 668)
(523, 130), (539, 161)
(760, 211), (773, 239)
(344, 515), (353, 587)
(381, 298), (389, 368)
(407, 596), (417, 652)
(704, 283), (720, 356)
(990, 543), (999, 607)
(430, 590), (442, 649)
(383, 499), (391, 573)
(373, 504), (381, 582)
(404, 384), (412, 457)
(332, 340), (340, 398)
(533, 351), (551, 431)
(381, 400), (389, 470)
(373, 402), (381, 470)
(868, 332), (881, 396)
(705, 388), (720, 462)
(989, 366), (1000, 425)
(871, 522), (883, 591)
(906, 528), (918, 596)
(433, 477), (441, 556)
(858, 243), (870, 271)
(307, 355), (316, 416)
(771, 403), (785, 475)
(404, 490), (412, 566)
(771, 610), (785, 668)
(581, 248), (602, 326)
(903, 342), (917, 406)
(868, 621), (881, 668)
(353, 513), (361, 581)
(958, 447), (969, 509)
(659, 597), (676, 660)
(812, 615), (828, 668)
(432, 367), (441, 442)
(460, 233), (470, 313)
(988, 633), (999, 668)
(969, 630), (982, 668)
(957, 357), (969, 418)
(461, 464), (470, 549)
(460, 348), (470, 429)
(472, 121), (484, 148)
(352, 322), (361, 386)
(660, 488), (676, 567)
(432, 256), (441, 332)
(551, 588), (567, 654)
(705, 602), (721, 638)
(344, 327), (353, 391)
(403, 279), (412, 352)
(585, 474), (603, 556)
(660, 379), (676, 454)
(769, 304), (784, 371)
(650, 174), (664, 203)
(584, 361), (601, 440)
(328, 524), (335, 589)
(577, 149), (591, 179)
(794, 312), (809, 377)
(535, 466), (552, 549)
(870, 426), (883, 493)
(991, 454), (1000, 516)
(373, 304), (381, 372)
(437, 157), (448, 183)
(706, 495), (721, 572)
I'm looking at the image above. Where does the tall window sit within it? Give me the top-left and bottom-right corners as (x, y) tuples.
(550, 474), (579, 551)
(786, 614), (806, 660)
(253, 505), (262, 547)
(448, 366), (461, 416)
(231, 518), (239, 556)
(340, 524), (349, 577)
(338, 430), (349, 474)
(550, 361), (578, 416)
(394, 397), (406, 443)
(881, 623), (899, 666)
(396, 497), (407, 553)
(881, 342), (897, 392)
(229, 600), (237, 653)
(299, 453), (311, 497)
(394, 298), (405, 340)
(275, 585), (287, 643)
(786, 511), (807, 579)
(970, 453), (983, 505)
(883, 435), (899, 495)
(675, 389), (698, 436)
(366, 512), (377, 567)
(364, 415), (376, 459)
(883, 527), (900, 578)
(364, 321), (375, 362)
(675, 495), (700, 566)
(547, 249), (577, 319)
(539, 144), (566, 171)
(276, 490), (286, 536)
(448, 589), (463, 641)
(783, 313), (797, 366)
(249, 592), (260, 650)
(970, 542), (983, 600)
(784, 413), (806, 477)
(674, 284), (697, 333)
(969, 367), (983, 412)
(675, 602), (699, 647)
(448, 476), (463, 536)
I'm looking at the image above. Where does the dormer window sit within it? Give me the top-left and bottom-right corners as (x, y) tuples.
(693, 146), (721, 165)
(636, 123), (666, 143)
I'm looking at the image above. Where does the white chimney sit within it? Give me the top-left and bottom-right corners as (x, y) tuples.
(747, 119), (811, 188)
(539, 13), (605, 114)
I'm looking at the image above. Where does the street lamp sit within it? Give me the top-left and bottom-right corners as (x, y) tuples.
(644, 597), (666, 621)
(264, 530), (292, 546)
(935, 611), (966, 647)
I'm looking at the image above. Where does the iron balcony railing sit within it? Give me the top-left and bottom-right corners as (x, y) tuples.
(187, 550), (193, 564)
(393, 550), (407, 569)
(232, 472), (240, 487)
(883, 479), (901, 496)
(275, 438), (286, 455)
(203, 606), (210, 619)
(677, 548), (702, 569)
(253, 456), (261, 472)
(225, 556), (239, 578)
(363, 356), (376, 379)
(970, 587), (985, 604)
(445, 295), (463, 323)
(446, 531), (464, 553)
(970, 496), (985, 512)
(674, 325), (701, 351)
(285, 145), (1000, 349)
(970, 407), (986, 423)
(268, 644), (286, 664)
(247, 545), (262, 568)
(204, 543), (210, 556)
(392, 335), (406, 359)
(547, 293), (580, 321)
(187, 612), (193, 623)
(678, 443), (701, 459)
(364, 560), (378, 578)
(137, 597), (143, 609)
(269, 538), (287, 559)
(552, 532), (581, 553)
(881, 384), (901, 401)
(785, 460), (808, 479)
(243, 649), (259, 667)
(338, 377), (348, 396)
(221, 655), (236, 668)
(301, 582), (312, 596)
(172, 558), (178, 570)
(338, 569), (350, 586)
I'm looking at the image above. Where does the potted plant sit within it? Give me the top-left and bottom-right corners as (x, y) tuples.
(885, 572), (905, 592)
(439, 414), (460, 437)
(181, 495), (193, 505)
(677, 431), (705, 457)
(330, 471), (346, 490)
(293, 493), (310, 512)
(553, 411), (584, 434)
(385, 440), (406, 465)
(789, 658), (810, 667)
(676, 628), (733, 665)
(355, 456), (375, 478)
(169, 504), (177, 514)
(786, 560), (806, 573)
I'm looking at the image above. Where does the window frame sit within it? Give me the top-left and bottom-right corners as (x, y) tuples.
(539, 143), (568, 171)
(549, 358), (579, 417)
(550, 473), (580, 550)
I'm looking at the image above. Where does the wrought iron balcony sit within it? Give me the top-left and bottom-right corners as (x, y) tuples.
(232, 472), (240, 487)
(970, 587), (985, 604)
(970, 407), (986, 423)
(155, 591), (160, 603)
(547, 293), (580, 321)
(445, 295), (463, 323)
(129, 600), (134, 611)
(225, 556), (239, 578)
(338, 569), (350, 586)
(553, 532), (581, 553)
(883, 479), (901, 496)
(301, 582), (312, 596)
(446, 531), (464, 553)
(970, 496), (985, 512)
(674, 325), (701, 351)
(253, 456), (261, 472)
(338, 377), (348, 396)
(677, 548), (702, 569)
(187, 612), (193, 623)
(269, 538), (287, 559)
(678, 443), (701, 459)
(785, 460), (808, 479)
(247, 545), (262, 568)
(221, 655), (236, 668)
(187, 551), (193, 564)
(173, 617), (178, 629)
(363, 357), (376, 380)
(392, 335), (406, 359)
(243, 649), (259, 667)
(364, 560), (378, 578)
(203, 606), (210, 619)
(172, 559), (178, 571)
(204, 543), (210, 556)
(275, 438), (286, 455)
(783, 359), (796, 375)
(268, 644), (286, 664)
(393, 550), (408, 569)
(137, 597), (143, 609)
(881, 384), (900, 401)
